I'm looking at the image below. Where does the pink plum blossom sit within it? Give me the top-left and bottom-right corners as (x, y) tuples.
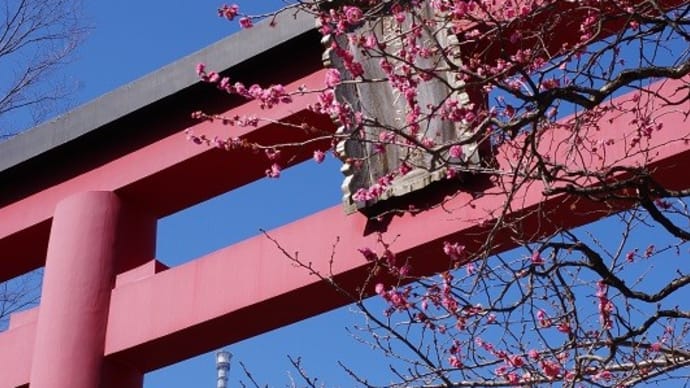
(324, 68), (341, 88)
(313, 150), (326, 164)
(239, 16), (253, 28)
(265, 163), (281, 178)
(218, 4), (239, 21)
(449, 144), (463, 159)
(343, 6), (363, 25)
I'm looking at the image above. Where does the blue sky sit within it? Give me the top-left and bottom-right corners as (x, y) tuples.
(69, 1), (283, 103)
(61, 1), (390, 386)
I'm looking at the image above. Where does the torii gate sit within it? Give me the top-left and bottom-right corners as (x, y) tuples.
(0, 6), (688, 388)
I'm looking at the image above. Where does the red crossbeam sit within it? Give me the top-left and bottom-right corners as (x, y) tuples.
(0, 70), (334, 282)
(45, 78), (690, 375)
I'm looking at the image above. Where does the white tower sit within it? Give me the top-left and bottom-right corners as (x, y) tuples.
(216, 350), (232, 388)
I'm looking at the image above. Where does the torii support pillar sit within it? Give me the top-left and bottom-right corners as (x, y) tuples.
(29, 191), (155, 388)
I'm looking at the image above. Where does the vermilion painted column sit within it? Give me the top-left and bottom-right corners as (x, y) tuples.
(29, 191), (155, 388)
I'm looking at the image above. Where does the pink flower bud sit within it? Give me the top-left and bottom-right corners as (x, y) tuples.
(449, 144), (463, 159)
(313, 150), (326, 164)
(195, 63), (206, 76)
(239, 16), (253, 28)
(324, 68), (341, 88)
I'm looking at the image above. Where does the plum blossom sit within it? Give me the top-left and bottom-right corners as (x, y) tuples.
(537, 309), (552, 327)
(531, 250), (544, 265)
(398, 162), (411, 176)
(208, 72), (220, 83)
(313, 150), (326, 164)
(377, 285), (412, 314)
(556, 320), (571, 334)
(626, 250), (636, 262)
(239, 16), (253, 28)
(363, 33), (377, 49)
(540, 359), (561, 379)
(449, 144), (463, 159)
(509, 355), (525, 368)
(218, 4), (240, 21)
(495, 365), (508, 376)
(448, 355), (463, 368)
(265, 163), (281, 178)
(330, 41), (364, 78)
(443, 241), (465, 262)
(596, 281), (614, 329)
(325, 68), (341, 88)
(594, 370), (613, 381)
(343, 6), (363, 25)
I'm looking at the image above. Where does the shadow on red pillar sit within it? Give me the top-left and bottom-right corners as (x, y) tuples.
(29, 191), (155, 388)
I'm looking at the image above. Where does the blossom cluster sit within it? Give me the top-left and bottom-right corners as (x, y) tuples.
(196, 63), (292, 109)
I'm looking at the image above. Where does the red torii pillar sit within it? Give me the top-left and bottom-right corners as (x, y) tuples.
(29, 191), (154, 388)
